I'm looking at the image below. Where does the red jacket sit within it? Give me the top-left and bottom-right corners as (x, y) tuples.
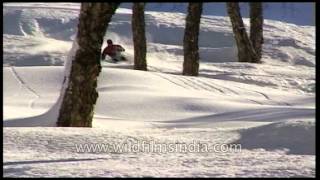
(102, 44), (125, 57)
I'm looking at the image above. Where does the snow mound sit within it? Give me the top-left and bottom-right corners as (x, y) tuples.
(232, 120), (315, 155)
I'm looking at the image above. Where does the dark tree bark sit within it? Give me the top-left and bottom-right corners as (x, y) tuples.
(132, 3), (147, 71)
(250, 2), (263, 62)
(183, 3), (202, 76)
(226, 2), (258, 63)
(57, 3), (119, 127)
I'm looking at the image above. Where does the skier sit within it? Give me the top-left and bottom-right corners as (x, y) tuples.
(101, 39), (126, 62)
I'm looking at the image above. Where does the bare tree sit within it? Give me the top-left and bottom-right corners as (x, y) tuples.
(132, 3), (147, 71)
(250, 2), (263, 62)
(183, 3), (202, 76)
(57, 3), (119, 127)
(226, 2), (258, 63)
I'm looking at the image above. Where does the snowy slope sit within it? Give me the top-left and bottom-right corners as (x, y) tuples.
(119, 3), (315, 26)
(3, 3), (315, 177)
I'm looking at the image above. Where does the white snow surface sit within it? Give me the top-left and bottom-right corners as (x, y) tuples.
(3, 3), (315, 177)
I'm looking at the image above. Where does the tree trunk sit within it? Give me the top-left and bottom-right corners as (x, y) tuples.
(250, 2), (263, 62)
(183, 3), (202, 76)
(57, 3), (119, 127)
(132, 3), (147, 71)
(226, 2), (258, 63)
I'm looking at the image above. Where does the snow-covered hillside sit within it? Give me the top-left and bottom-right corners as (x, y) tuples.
(122, 2), (315, 26)
(3, 3), (315, 177)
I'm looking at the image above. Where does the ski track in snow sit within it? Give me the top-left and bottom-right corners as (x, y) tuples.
(10, 66), (40, 109)
(153, 72), (292, 106)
